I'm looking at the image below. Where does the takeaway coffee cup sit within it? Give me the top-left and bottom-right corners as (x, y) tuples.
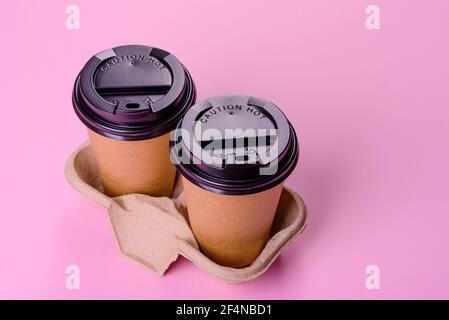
(72, 45), (196, 197)
(170, 95), (299, 267)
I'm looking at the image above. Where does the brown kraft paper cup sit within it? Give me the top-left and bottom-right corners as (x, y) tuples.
(88, 129), (176, 197)
(182, 178), (284, 267)
(170, 95), (299, 267)
(72, 45), (196, 197)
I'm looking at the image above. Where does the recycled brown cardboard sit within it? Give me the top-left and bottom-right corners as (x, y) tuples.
(65, 143), (307, 283)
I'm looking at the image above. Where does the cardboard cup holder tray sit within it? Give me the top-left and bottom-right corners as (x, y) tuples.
(65, 143), (307, 283)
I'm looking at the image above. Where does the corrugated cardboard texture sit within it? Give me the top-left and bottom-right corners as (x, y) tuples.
(65, 142), (307, 283)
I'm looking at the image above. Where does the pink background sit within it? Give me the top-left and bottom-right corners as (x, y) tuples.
(1, 0), (448, 299)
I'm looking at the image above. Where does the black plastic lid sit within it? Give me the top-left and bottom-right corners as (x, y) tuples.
(170, 95), (299, 195)
(72, 45), (196, 140)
